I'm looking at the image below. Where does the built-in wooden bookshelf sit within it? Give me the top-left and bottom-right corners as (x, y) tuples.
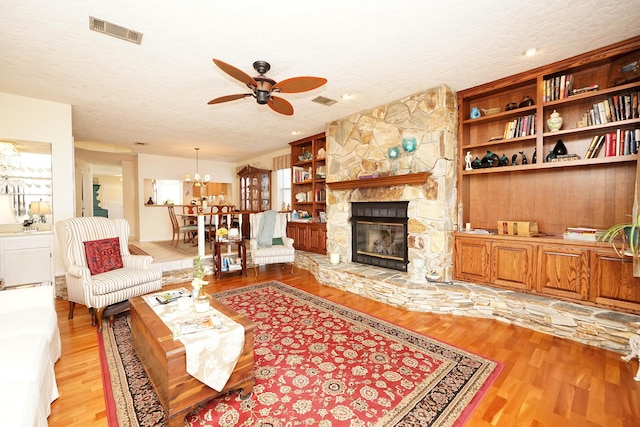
(288, 133), (327, 254)
(455, 36), (640, 314)
(458, 36), (640, 235)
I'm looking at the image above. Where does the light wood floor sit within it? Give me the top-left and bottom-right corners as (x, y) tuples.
(49, 266), (640, 426)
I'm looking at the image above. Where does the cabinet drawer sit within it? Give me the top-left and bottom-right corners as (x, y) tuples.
(2, 235), (52, 250)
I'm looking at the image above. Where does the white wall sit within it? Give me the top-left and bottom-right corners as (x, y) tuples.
(0, 92), (74, 275)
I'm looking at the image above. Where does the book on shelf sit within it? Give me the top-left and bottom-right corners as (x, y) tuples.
(588, 135), (606, 159)
(544, 73), (574, 101)
(171, 314), (224, 339)
(562, 227), (604, 241)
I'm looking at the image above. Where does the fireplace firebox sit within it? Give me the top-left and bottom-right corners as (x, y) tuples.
(351, 202), (409, 272)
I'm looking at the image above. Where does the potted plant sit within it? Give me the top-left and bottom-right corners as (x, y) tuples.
(597, 213), (640, 258)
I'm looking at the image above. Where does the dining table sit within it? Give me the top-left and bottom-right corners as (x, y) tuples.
(176, 208), (243, 259)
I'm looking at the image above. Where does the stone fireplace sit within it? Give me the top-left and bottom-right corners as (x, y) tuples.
(324, 85), (458, 280)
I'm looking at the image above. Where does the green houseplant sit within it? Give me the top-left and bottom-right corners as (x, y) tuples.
(597, 213), (640, 258)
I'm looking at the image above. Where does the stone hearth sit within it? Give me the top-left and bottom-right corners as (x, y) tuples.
(295, 252), (640, 354)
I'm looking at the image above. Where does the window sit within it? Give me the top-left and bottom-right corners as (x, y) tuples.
(155, 180), (182, 205)
(276, 168), (291, 210)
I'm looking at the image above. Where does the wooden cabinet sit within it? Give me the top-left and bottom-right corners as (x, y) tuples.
(287, 222), (327, 255)
(454, 236), (490, 282)
(537, 244), (589, 301)
(491, 240), (535, 291)
(454, 235), (534, 291)
(237, 165), (271, 212)
(0, 232), (54, 289)
(453, 233), (640, 314)
(457, 37), (640, 236)
(290, 133), (326, 220)
(590, 248), (640, 312)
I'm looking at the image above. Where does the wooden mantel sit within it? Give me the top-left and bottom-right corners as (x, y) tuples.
(326, 172), (431, 190)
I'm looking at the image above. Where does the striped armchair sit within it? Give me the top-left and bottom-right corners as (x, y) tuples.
(249, 211), (295, 277)
(56, 217), (162, 332)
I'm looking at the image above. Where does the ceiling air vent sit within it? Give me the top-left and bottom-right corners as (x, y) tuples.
(89, 16), (143, 45)
(311, 96), (337, 106)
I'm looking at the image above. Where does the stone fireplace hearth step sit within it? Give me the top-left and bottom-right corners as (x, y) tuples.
(293, 251), (640, 354)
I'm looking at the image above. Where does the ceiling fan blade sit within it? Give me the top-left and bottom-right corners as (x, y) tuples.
(274, 76), (327, 93)
(268, 96), (294, 116)
(207, 94), (250, 105)
(212, 59), (257, 87)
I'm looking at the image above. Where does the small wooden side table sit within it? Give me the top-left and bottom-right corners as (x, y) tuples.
(213, 239), (247, 280)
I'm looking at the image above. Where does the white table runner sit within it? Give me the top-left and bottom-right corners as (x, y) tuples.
(143, 293), (245, 392)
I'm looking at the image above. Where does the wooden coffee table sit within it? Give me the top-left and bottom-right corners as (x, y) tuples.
(130, 293), (256, 427)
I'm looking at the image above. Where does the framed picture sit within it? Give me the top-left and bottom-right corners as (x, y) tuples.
(319, 211), (326, 223)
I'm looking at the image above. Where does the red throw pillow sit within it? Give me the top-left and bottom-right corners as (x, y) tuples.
(84, 237), (123, 275)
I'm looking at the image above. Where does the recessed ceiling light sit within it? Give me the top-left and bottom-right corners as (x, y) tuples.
(524, 48), (537, 57)
(291, 131), (299, 135)
(341, 93), (352, 100)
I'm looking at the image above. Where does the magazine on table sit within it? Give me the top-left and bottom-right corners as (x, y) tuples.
(172, 314), (224, 339)
(154, 287), (191, 304)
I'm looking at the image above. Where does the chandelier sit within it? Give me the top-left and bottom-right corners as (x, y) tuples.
(184, 147), (210, 187)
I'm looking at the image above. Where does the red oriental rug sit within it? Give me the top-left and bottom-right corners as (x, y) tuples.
(99, 281), (502, 426)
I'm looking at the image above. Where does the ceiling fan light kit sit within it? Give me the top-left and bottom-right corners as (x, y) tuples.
(208, 59), (327, 115)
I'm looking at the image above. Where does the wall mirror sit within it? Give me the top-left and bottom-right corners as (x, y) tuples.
(0, 140), (52, 224)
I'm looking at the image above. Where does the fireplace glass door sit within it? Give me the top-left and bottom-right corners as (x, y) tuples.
(355, 221), (405, 261)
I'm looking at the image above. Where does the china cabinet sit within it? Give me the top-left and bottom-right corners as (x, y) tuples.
(237, 165), (271, 212)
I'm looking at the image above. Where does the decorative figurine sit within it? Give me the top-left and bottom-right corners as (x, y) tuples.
(546, 151), (557, 162)
(498, 154), (509, 166)
(520, 151), (528, 165)
(511, 154), (518, 166)
(481, 151), (499, 168)
(552, 139), (568, 155)
(471, 157), (482, 169)
(532, 148), (537, 164)
(465, 151), (473, 170)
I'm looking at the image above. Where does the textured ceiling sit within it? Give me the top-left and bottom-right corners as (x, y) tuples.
(1, 1), (639, 167)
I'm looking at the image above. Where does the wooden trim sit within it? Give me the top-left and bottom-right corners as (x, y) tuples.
(326, 172), (431, 190)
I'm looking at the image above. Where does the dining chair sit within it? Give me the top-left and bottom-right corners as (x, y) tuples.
(168, 205), (198, 247)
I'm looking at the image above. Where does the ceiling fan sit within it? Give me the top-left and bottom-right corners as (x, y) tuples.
(208, 59), (327, 116)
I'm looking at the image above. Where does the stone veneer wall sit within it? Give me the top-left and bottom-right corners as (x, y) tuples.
(325, 85), (458, 279)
